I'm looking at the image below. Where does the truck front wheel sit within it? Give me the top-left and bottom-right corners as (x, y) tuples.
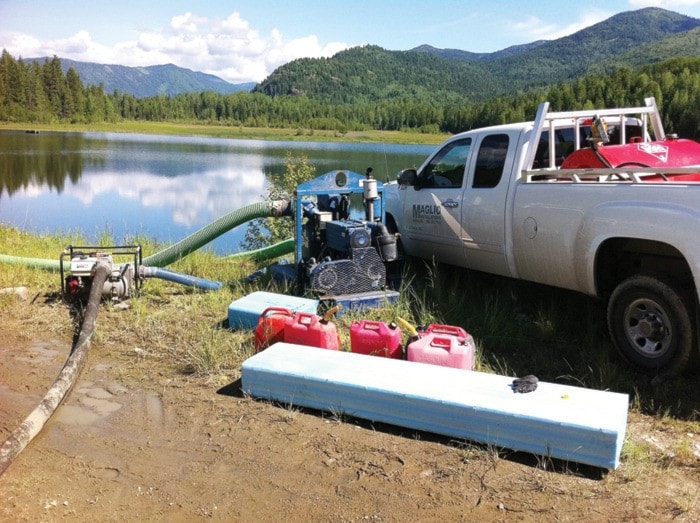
(607, 274), (694, 375)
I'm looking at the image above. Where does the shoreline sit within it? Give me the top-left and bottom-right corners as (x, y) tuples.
(0, 121), (447, 146)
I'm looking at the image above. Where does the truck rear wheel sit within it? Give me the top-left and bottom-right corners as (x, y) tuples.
(607, 274), (694, 375)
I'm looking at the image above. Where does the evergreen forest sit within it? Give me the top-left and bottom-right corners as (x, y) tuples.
(2, 6), (700, 140)
(3, 49), (700, 138)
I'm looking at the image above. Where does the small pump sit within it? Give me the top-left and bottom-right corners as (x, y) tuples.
(60, 245), (141, 302)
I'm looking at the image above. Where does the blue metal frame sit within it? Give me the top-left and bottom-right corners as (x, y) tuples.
(294, 170), (386, 264)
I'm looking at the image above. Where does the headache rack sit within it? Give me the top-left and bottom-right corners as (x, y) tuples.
(518, 97), (700, 184)
(524, 97), (665, 172)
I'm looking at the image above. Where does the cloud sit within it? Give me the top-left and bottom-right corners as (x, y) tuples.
(510, 9), (615, 42)
(170, 12), (207, 34)
(0, 11), (350, 84)
(629, 0), (700, 7)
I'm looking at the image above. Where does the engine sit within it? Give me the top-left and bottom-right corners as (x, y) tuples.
(60, 245), (141, 302)
(294, 170), (399, 298)
(304, 217), (396, 295)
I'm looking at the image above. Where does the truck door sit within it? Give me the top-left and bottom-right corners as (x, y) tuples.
(400, 137), (471, 264)
(461, 132), (518, 276)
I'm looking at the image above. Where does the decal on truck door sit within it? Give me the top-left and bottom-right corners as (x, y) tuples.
(412, 204), (442, 224)
(401, 137), (471, 262)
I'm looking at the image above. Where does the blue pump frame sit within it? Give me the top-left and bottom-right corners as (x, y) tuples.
(293, 170), (387, 265)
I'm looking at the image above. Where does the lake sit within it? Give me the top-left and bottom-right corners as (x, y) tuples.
(0, 131), (434, 254)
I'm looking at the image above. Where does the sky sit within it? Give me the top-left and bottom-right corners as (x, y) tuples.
(2, 0), (700, 85)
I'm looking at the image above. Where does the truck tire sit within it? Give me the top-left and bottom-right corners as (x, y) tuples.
(607, 274), (694, 375)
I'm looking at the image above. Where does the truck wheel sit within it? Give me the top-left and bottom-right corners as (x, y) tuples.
(607, 274), (694, 375)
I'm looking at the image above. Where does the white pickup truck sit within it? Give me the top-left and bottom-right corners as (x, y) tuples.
(384, 98), (700, 376)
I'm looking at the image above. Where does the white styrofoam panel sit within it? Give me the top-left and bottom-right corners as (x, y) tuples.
(241, 343), (629, 469)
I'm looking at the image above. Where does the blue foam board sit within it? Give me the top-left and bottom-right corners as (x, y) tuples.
(228, 291), (319, 330)
(241, 343), (629, 469)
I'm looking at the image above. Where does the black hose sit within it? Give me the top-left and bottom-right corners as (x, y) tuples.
(0, 261), (111, 476)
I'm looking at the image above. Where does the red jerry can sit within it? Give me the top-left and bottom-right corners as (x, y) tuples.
(350, 320), (403, 358)
(254, 307), (295, 352)
(283, 307), (341, 350)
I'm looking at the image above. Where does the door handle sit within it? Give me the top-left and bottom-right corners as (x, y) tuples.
(442, 200), (459, 209)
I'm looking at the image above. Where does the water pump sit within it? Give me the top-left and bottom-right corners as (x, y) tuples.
(278, 168), (400, 311)
(60, 245), (141, 302)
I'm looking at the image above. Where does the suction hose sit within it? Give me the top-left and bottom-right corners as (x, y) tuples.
(0, 199), (293, 271)
(0, 261), (111, 476)
(142, 199), (291, 267)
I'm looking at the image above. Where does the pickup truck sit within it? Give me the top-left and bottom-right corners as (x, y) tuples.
(384, 98), (700, 377)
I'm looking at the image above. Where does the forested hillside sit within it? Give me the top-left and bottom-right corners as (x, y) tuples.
(255, 45), (495, 105)
(1, 7), (700, 138)
(256, 8), (700, 104)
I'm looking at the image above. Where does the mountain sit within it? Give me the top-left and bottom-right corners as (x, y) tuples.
(31, 58), (254, 98)
(255, 7), (700, 104)
(484, 7), (700, 90)
(596, 25), (700, 70)
(411, 41), (548, 62)
(26, 7), (700, 102)
(255, 44), (496, 104)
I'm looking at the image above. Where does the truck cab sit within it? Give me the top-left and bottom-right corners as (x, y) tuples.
(390, 124), (526, 277)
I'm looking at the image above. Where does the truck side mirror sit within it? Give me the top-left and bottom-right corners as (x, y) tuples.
(397, 168), (417, 186)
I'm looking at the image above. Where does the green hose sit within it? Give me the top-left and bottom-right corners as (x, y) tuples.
(226, 238), (294, 262)
(0, 254), (60, 271)
(0, 200), (293, 270)
(143, 200), (289, 267)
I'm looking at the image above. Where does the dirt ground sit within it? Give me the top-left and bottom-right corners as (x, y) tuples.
(1, 290), (699, 522)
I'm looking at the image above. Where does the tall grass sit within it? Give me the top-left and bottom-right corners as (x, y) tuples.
(396, 257), (700, 420)
(1, 223), (698, 421)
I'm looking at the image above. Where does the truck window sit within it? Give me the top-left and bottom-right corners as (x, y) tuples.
(533, 123), (645, 168)
(418, 137), (471, 189)
(533, 129), (576, 168)
(473, 134), (509, 188)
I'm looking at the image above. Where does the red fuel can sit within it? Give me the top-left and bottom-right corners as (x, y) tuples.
(350, 320), (403, 358)
(254, 307), (295, 352)
(407, 324), (475, 370)
(284, 312), (341, 350)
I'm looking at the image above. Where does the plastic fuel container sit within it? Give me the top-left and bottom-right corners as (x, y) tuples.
(350, 320), (403, 358)
(254, 307), (295, 351)
(407, 323), (475, 370)
(283, 312), (341, 350)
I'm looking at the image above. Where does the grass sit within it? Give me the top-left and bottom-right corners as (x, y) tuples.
(0, 120), (447, 145)
(1, 224), (699, 476)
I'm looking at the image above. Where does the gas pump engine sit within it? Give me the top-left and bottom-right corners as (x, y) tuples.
(279, 168), (400, 310)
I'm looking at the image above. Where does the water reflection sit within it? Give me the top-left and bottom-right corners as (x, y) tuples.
(0, 131), (432, 253)
(0, 132), (103, 196)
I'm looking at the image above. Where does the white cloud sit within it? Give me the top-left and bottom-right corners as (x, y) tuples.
(630, 0), (700, 8)
(0, 11), (350, 84)
(171, 12), (207, 34)
(509, 10), (612, 42)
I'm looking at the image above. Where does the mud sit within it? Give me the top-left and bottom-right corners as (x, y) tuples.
(1, 319), (699, 521)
